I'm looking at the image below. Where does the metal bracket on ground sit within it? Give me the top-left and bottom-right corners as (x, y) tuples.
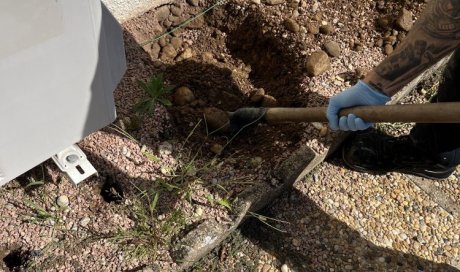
(52, 144), (97, 185)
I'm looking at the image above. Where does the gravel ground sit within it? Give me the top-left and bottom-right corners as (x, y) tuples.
(196, 164), (460, 272)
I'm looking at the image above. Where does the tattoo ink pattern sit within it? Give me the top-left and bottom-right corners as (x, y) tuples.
(372, 0), (460, 93)
(376, 40), (429, 81)
(422, 0), (460, 39)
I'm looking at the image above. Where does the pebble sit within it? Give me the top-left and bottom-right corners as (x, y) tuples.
(155, 6), (170, 22)
(252, 0), (261, 4)
(170, 37), (183, 49)
(261, 264), (271, 272)
(150, 43), (161, 59)
(250, 88), (265, 103)
(170, 6), (182, 17)
(202, 52), (215, 63)
(160, 44), (177, 60)
(319, 126), (328, 137)
(210, 144), (224, 155)
(312, 2), (319, 12)
(79, 217), (91, 227)
(281, 264), (290, 272)
(186, 16), (205, 29)
(292, 238), (301, 247)
(319, 24), (334, 35)
(311, 122), (323, 130)
(261, 95), (278, 107)
(384, 44), (394, 55)
(158, 142), (173, 156)
(57, 195), (69, 208)
(355, 68), (367, 79)
(324, 41), (341, 58)
(250, 157), (263, 168)
(195, 207), (203, 217)
(399, 233), (408, 240)
(306, 22), (319, 34)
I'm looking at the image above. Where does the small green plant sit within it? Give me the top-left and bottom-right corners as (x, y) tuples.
(108, 184), (186, 261)
(143, 150), (160, 162)
(216, 197), (232, 211)
(24, 177), (45, 190)
(135, 74), (174, 113)
(21, 198), (58, 225)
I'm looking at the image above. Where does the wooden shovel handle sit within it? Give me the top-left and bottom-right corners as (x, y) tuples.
(264, 102), (460, 124)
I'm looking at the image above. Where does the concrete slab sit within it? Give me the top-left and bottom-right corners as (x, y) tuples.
(102, 0), (172, 22)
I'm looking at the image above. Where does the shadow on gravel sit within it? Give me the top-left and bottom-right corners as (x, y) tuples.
(240, 188), (459, 272)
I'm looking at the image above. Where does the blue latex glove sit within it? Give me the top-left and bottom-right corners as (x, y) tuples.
(327, 80), (391, 131)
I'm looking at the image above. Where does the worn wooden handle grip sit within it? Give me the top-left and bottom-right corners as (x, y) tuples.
(265, 102), (460, 124)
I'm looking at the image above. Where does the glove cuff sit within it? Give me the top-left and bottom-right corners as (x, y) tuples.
(357, 80), (391, 104)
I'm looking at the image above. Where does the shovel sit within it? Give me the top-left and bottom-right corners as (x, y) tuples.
(204, 102), (460, 133)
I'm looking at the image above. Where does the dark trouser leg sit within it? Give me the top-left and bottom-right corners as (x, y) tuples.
(410, 49), (460, 167)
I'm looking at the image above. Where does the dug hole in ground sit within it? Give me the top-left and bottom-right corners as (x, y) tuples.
(1, 0), (460, 271)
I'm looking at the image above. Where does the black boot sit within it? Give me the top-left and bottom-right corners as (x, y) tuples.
(342, 130), (456, 180)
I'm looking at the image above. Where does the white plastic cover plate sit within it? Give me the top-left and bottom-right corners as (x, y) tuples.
(0, 1), (126, 186)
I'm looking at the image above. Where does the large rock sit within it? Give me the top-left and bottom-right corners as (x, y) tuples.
(203, 107), (229, 132)
(170, 5), (182, 17)
(176, 48), (194, 61)
(250, 88), (265, 103)
(324, 41), (341, 57)
(173, 86), (195, 106)
(170, 37), (183, 49)
(160, 44), (177, 61)
(306, 51), (331, 76)
(187, 16), (205, 29)
(319, 24), (334, 35)
(396, 8), (413, 31)
(284, 18), (300, 33)
(150, 42), (161, 59)
(155, 5), (170, 22)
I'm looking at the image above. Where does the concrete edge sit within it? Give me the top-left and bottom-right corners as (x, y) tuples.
(102, 0), (173, 23)
(171, 147), (324, 271)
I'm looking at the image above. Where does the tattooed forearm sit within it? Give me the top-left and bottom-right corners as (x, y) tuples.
(364, 0), (460, 96)
(422, 0), (460, 39)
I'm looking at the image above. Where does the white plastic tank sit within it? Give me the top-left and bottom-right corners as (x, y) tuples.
(0, 0), (126, 185)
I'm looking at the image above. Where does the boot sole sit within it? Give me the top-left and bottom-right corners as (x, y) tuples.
(342, 150), (454, 180)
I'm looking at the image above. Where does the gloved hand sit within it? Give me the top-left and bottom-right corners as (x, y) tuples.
(327, 80), (390, 131)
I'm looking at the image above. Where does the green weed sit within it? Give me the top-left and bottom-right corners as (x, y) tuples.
(135, 74), (174, 113)
(108, 184), (185, 262)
